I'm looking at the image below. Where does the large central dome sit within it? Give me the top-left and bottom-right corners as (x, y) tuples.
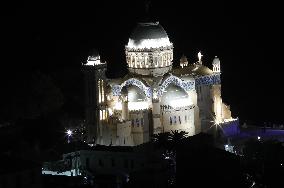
(126, 22), (172, 49)
(130, 22), (168, 40)
(125, 21), (174, 77)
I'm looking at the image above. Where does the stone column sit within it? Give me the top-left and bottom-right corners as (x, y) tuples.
(122, 96), (129, 121)
(152, 96), (162, 134)
(187, 90), (201, 134)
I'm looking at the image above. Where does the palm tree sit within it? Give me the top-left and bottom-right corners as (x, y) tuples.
(169, 130), (188, 148)
(151, 132), (171, 149)
(152, 130), (188, 187)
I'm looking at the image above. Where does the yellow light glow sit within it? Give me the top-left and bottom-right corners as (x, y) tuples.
(114, 101), (122, 110)
(100, 110), (103, 120)
(102, 80), (104, 102)
(98, 80), (101, 103)
(108, 108), (113, 116)
(102, 110), (105, 120)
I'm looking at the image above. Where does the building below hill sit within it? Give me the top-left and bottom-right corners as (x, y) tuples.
(42, 133), (248, 188)
(42, 143), (169, 187)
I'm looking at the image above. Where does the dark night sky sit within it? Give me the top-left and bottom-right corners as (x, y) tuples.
(0, 1), (282, 125)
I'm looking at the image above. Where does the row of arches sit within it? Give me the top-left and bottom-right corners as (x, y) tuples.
(112, 76), (195, 99)
(126, 51), (173, 68)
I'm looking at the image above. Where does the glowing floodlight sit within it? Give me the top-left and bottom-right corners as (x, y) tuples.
(67, 130), (73, 137)
(66, 129), (73, 143)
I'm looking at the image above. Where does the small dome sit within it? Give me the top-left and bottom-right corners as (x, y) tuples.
(126, 22), (172, 49)
(122, 85), (147, 102)
(161, 84), (192, 108)
(162, 84), (188, 101)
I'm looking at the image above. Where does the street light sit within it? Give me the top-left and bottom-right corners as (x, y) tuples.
(67, 129), (73, 136)
(66, 129), (73, 143)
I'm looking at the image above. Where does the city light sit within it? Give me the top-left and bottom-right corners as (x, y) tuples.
(66, 129), (73, 143)
(67, 130), (73, 137)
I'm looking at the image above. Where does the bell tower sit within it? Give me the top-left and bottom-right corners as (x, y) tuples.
(212, 56), (221, 73)
(82, 50), (107, 144)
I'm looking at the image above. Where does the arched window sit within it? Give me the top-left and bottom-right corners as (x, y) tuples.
(170, 117), (172, 125)
(154, 56), (158, 67)
(132, 56), (135, 67)
(131, 119), (134, 126)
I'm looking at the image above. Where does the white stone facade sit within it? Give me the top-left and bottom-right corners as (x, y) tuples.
(82, 21), (233, 146)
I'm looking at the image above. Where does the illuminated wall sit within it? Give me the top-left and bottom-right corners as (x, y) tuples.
(82, 21), (234, 146)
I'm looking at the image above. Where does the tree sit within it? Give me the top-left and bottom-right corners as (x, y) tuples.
(151, 132), (171, 149)
(151, 130), (189, 187)
(169, 130), (188, 149)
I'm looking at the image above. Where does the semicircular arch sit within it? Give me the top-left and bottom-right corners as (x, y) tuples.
(157, 75), (194, 96)
(112, 78), (152, 98)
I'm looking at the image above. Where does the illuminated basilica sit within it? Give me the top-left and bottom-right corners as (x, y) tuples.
(82, 21), (234, 146)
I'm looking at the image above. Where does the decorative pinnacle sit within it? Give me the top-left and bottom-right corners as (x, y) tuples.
(198, 51), (203, 63)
